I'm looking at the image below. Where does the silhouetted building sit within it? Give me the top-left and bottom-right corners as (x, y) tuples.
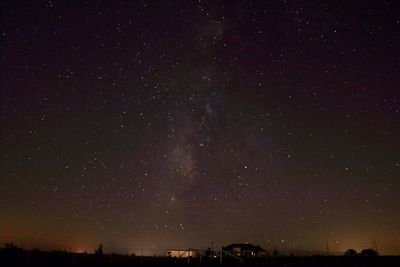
(166, 249), (200, 258)
(223, 243), (268, 257)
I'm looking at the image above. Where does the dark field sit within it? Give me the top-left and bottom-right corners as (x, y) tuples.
(1, 249), (399, 267)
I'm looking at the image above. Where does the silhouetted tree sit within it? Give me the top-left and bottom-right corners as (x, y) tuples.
(344, 249), (357, 256)
(95, 244), (103, 256)
(360, 248), (378, 257)
(4, 243), (22, 252)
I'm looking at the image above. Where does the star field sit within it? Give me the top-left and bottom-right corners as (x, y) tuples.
(1, 0), (400, 255)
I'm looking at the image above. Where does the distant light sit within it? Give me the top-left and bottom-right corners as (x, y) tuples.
(74, 247), (87, 253)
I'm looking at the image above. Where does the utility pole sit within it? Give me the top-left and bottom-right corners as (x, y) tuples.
(326, 241), (330, 256)
(27, 238), (33, 265)
(109, 243), (114, 264)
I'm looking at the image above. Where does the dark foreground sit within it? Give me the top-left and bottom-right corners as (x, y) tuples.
(1, 249), (399, 267)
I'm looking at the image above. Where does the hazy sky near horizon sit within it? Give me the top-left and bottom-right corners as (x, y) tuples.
(1, 0), (400, 255)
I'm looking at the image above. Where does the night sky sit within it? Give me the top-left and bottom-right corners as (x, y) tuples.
(1, 0), (400, 255)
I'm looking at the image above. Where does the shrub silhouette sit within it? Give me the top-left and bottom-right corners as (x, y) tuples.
(344, 249), (357, 256)
(360, 248), (378, 257)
